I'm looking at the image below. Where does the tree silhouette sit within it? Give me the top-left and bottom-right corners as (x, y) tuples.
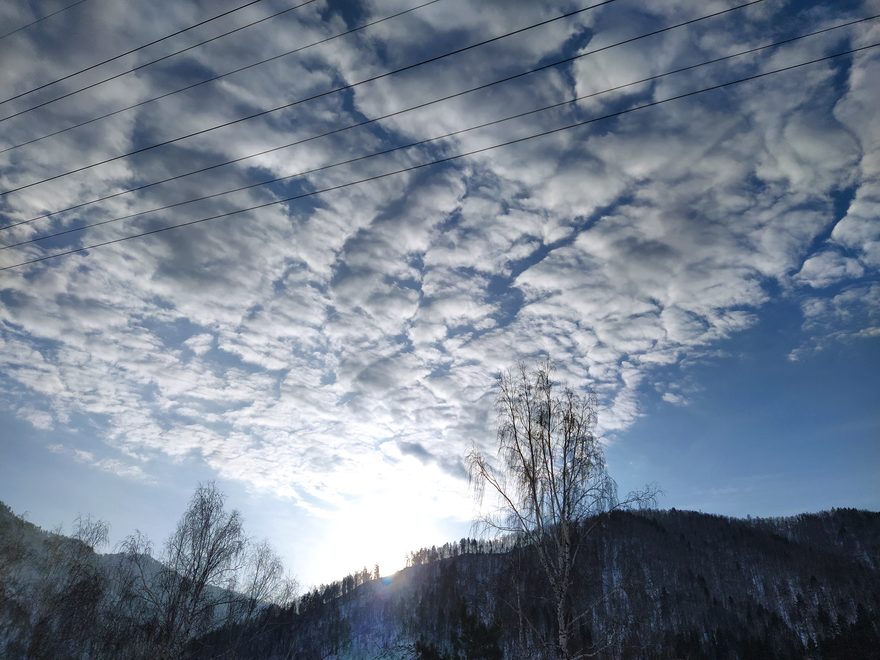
(468, 361), (656, 658)
(122, 482), (293, 657)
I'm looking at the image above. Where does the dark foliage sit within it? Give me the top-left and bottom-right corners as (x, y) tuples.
(0, 491), (292, 660)
(3, 503), (879, 658)
(188, 508), (880, 658)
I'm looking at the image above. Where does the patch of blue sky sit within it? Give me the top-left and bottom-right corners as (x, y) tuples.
(609, 295), (880, 516)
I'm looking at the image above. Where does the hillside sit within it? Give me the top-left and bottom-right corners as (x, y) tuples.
(0, 501), (111, 657)
(0, 500), (265, 659)
(198, 508), (880, 659)
(2, 503), (879, 658)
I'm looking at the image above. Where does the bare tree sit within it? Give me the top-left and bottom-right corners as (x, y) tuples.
(25, 514), (111, 657)
(223, 539), (298, 650)
(468, 361), (657, 659)
(122, 482), (290, 658)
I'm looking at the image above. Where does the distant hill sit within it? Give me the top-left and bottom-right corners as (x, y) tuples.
(0, 501), (256, 659)
(197, 508), (880, 659)
(0, 500), (110, 657)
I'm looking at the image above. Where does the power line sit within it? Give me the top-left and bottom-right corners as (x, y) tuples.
(4, 17), (872, 252)
(0, 0), (321, 121)
(0, 0), (621, 197)
(0, 0), (772, 230)
(0, 0), (91, 42)
(0, 0), (271, 107)
(3, 42), (874, 273)
(0, 0), (444, 155)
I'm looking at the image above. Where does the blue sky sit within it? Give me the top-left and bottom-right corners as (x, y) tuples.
(0, 0), (878, 586)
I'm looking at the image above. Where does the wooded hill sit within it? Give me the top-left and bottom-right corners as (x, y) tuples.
(2, 502), (878, 658)
(201, 508), (880, 658)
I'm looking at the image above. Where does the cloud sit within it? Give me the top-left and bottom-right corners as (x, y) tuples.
(789, 283), (880, 360)
(398, 440), (468, 481)
(183, 333), (214, 356)
(48, 444), (154, 483)
(18, 407), (54, 430)
(661, 392), (689, 407)
(796, 249), (865, 289)
(1, 0), (878, 522)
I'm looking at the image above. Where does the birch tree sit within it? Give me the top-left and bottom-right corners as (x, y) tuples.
(468, 361), (656, 659)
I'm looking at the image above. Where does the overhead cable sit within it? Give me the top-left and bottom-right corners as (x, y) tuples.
(2, 42), (875, 272)
(0, 0), (273, 107)
(0, 0), (320, 120)
(0, 0), (772, 227)
(3, 17), (873, 251)
(0, 0), (91, 42)
(0, 0), (444, 155)
(0, 0), (623, 197)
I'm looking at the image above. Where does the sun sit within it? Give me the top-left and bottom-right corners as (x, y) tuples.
(319, 494), (444, 581)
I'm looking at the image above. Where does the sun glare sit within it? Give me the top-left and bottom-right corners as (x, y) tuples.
(317, 505), (428, 582)
(318, 479), (457, 583)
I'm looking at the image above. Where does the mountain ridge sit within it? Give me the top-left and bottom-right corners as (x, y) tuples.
(197, 507), (880, 659)
(2, 501), (878, 658)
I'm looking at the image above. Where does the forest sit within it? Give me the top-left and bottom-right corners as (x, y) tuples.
(1, 498), (879, 658)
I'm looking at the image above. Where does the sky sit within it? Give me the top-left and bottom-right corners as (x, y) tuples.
(0, 0), (878, 587)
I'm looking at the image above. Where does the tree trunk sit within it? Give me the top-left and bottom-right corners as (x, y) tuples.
(557, 593), (570, 659)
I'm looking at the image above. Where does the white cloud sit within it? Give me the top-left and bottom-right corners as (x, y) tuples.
(17, 406), (54, 430)
(796, 249), (865, 288)
(789, 282), (880, 360)
(661, 392), (688, 406)
(48, 444), (154, 483)
(183, 333), (214, 356)
(0, 0), (877, 528)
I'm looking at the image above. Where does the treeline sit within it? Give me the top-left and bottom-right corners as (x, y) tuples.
(197, 508), (880, 659)
(3, 500), (879, 658)
(406, 535), (521, 567)
(299, 565), (377, 609)
(294, 536), (522, 618)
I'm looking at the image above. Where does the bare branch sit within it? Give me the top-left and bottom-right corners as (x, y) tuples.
(468, 360), (659, 659)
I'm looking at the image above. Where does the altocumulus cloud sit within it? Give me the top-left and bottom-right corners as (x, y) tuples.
(0, 0), (878, 526)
